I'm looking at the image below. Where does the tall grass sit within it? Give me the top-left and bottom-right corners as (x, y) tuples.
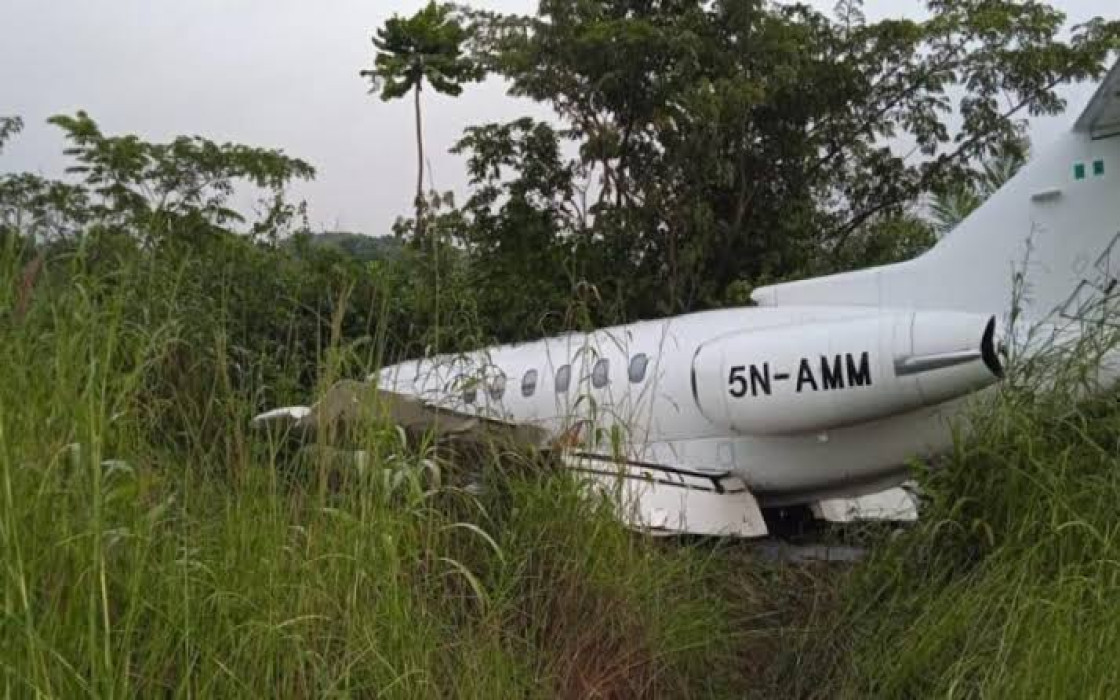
(790, 326), (1120, 698)
(8, 231), (1120, 698)
(0, 238), (767, 698)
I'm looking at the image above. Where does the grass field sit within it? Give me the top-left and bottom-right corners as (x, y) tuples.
(3, 239), (1120, 698)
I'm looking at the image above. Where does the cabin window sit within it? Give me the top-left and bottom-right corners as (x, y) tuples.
(628, 354), (649, 383)
(521, 369), (538, 397)
(555, 364), (571, 393)
(489, 374), (506, 401)
(592, 358), (610, 388)
(462, 385), (477, 404)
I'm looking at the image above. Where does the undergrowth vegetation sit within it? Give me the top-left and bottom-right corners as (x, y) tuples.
(9, 211), (1120, 700)
(0, 237), (779, 698)
(791, 337), (1120, 698)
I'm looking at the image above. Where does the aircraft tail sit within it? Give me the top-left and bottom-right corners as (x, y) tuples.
(753, 60), (1120, 326)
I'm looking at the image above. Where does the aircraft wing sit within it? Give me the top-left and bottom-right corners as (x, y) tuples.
(252, 379), (770, 537)
(253, 381), (913, 540)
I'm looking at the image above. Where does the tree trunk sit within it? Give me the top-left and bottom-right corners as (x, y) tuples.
(414, 83), (425, 238)
(414, 82), (436, 349)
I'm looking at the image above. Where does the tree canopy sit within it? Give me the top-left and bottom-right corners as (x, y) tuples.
(0, 116), (22, 156)
(363, 1), (480, 101)
(412, 0), (1120, 331)
(1, 112), (314, 245)
(4, 1), (1118, 352)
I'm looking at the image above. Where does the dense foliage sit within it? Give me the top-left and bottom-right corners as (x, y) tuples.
(431, 0), (1118, 331)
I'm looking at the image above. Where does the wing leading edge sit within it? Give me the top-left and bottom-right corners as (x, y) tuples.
(252, 379), (550, 449)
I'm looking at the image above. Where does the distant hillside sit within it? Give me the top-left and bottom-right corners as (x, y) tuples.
(289, 231), (403, 263)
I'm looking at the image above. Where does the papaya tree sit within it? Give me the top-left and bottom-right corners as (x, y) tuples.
(361, 2), (481, 235)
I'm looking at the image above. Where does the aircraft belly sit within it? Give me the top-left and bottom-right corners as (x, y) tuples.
(741, 402), (961, 494)
(644, 398), (967, 496)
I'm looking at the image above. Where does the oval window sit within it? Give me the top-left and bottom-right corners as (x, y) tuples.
(489, 374), (506, 400)
(462, 385), (477, 404)
(521, 369), (538, 397)
(592, 358), (610, 388)
(628, 353), (649, 383)
(555, 364), (571, 393)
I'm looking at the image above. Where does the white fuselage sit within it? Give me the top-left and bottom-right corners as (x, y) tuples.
(377, 305), (981, 505)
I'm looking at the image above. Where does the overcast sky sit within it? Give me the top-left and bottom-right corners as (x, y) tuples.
(0, 0), (1113, 237)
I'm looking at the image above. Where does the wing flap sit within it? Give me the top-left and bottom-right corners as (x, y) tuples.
(562, 451), (769, 538)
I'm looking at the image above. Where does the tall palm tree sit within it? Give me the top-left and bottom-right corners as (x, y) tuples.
(361, 2), (479, 229)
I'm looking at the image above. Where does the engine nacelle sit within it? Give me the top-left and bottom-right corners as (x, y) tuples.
(691, 311), (1003, 436)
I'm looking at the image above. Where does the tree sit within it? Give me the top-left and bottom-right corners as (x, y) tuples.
(0, 115), (409, 419)
(0, 172), (92, 242)
(460, 0), (1119, 318)
(288, 231), (403, 263)
(0, 116), (94, 242)
(43, 111), (315, 245)
(449, 118), (583, 339)
(361, 2), (480, 234)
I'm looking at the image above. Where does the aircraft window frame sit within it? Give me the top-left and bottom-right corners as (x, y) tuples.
(628, 353), (650, 384)
(592, 358), (610, 388)
(521, 369), (538, 397)
(489, 374), (506, 401)
(555, 364), (571, 393)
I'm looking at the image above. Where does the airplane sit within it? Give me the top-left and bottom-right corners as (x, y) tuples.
(255, 58), (1120, 539)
